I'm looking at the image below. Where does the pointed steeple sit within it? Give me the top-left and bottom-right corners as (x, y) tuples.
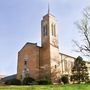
(48, 2), (50, 14)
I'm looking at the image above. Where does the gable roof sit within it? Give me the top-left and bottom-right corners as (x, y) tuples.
(18, 42), (41, 53)
(60, 52), (76, 59)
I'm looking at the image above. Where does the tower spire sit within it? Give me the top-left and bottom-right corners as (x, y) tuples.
(48, 1), (50, 14)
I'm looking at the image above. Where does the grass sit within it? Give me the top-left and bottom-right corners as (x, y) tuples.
(0, 84), (90, 90)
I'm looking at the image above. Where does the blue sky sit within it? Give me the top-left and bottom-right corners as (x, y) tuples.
(0, 0), (90, 75)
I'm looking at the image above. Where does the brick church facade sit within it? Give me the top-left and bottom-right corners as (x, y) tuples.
(17, 9), (90, 83)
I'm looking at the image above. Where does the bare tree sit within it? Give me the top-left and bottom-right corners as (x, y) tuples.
(73, 6), (90, 56)
(39, 56), (61, 83)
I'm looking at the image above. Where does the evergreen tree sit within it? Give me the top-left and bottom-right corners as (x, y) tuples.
(71, 56), (89, 83)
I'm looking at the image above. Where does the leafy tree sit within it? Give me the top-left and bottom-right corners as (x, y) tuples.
(73, 6), (90, 56)
(71, 56), (89, 83)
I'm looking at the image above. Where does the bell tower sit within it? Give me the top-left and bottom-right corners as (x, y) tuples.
(40, 6), (60, 82)
(41, 5), (59, 48)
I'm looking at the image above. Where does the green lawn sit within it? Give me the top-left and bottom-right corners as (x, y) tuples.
(0, 84), (90, 90)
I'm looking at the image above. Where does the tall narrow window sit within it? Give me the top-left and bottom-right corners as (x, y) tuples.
(24, 61), (27, 65)
(55, 65), (57, 69)
(51, 24), (54, 36)
(43, 24), (48, 36)
(64, 60), (68, 72)
(45, 24), (48, 35)
(43, 26), (46, 36)
(24, 55), (29, 66)
(22, 55), (29, 79)
(51, 24), (56, 37)
(54, 24), (56, 36)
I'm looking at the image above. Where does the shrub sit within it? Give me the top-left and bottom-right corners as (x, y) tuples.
(58, 78), (62, 84)
(61, 76), (69, 84)
(5, 79), (21, 85)
(37, 80), (52, 85)
(86, 80), (90, 84)
(22, 77), (35, 85)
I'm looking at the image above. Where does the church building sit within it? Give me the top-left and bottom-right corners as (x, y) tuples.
(17, 7), (88, 83)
